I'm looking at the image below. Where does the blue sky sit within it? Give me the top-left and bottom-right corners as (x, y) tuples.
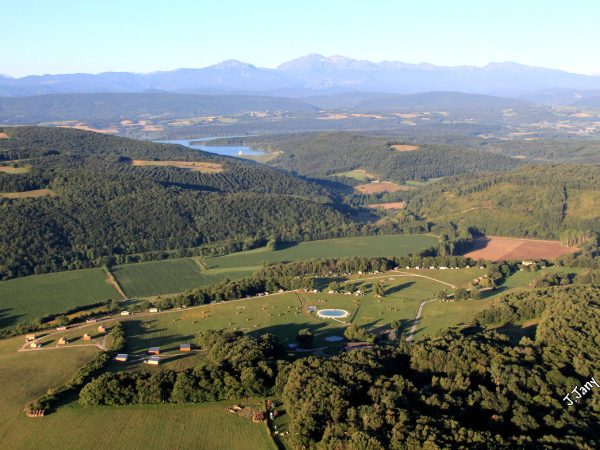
(1, 0), (599, 77)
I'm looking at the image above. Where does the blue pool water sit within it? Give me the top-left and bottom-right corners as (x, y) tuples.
(318, 309), (349, 318)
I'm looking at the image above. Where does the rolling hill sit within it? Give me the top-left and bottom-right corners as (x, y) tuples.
(0, 127), (357, 280)
(405, 164), (600, 240)
(209, 132), (522, 182)
(0, 92), (317, 124)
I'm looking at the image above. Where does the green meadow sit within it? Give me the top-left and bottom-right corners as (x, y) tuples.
(0, 269), (118, 328)
(207, 234), (438, 270)
(111, 258), (252, 298)
(0, 337), (276, 450)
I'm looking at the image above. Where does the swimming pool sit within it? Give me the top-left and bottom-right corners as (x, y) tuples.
(317, 309), (350, 319)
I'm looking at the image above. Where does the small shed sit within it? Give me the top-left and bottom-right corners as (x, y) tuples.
(180, 343), (191, 352)
(29, 342), (40, 348)
(56, 326), (68, 331)
(149, 307), (158, 313)
(145, 356), (160, 365)
(86, 318), (98, 323)
(83, 333), (92, 341)
(58, 337), (69, 345)
(25, 334), (36, 341)
(120, 311), (131, 316)
(148, 347), (160, 355)
(115, 353), (128, 362)
(97, 325), (106, 333)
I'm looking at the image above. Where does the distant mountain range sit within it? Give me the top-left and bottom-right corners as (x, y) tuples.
(2, 54), (600, 103)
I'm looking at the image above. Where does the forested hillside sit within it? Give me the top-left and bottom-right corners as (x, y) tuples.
(406, 164), (600, 240)
(0, 127), (358, 280)
(210, 132), (521, 182)
(0, 93), (317, 124)
(280, 284), (599, 448)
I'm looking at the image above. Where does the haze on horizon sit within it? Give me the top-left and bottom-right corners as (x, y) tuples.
(2, 0), (599, 77)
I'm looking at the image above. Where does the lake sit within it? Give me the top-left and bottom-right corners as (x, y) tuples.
(157, 138), (266, 157)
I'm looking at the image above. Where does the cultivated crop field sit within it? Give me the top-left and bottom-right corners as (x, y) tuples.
(463, 236), (578, 261)
(390, 144), (419, 152)
(131, 160), (224, 173)
(355, 181), (413, 194)
(0, 164), (31, 174)
(0, 188), (55, 199)
(0, 268), (119, 327)
(367, 201), (406, 210)
(111, 258), (252, 298)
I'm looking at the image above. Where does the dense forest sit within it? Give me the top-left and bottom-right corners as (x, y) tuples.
(76, 284), (599, 449)
(0, 127), (360, 279)
(209, 132), (521, 182)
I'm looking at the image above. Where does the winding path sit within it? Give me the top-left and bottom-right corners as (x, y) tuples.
(405, 298), (437, 342)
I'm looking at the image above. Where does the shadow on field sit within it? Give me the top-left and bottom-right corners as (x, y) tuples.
(480, 286), (508, 299)
(124, 320), (194, 352)
(0, 308), (25, 328)
(253, 322), (332, 347)
(385, 281), (416, 295)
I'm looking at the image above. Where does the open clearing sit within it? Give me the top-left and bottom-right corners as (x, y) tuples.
(355, 182), (413, 194)
(0, 189), (55, 199)
(463, 236), (578, 261)
(0, 336), (276, 450)
(416, 297), (495, 338)
(0, 164), (30, 174)
(0, 268), (119, 328)
(334, 169), (377, 182)
(131, 160), (223, 173)
(367, 202), (406, 210)
(391, 144), (419, 152)
(208, 235), (438, 271)
(113, 274), (456, 365)
(112, 258), (252, 298)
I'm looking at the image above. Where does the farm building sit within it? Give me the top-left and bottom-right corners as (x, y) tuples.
(120, 311), (131, 316)
(58, 337), (69, 345)
(25, 334), (36, 341)
(145, 356), (160, 365)
(115, 354), (128, 362)
(148, 347), (160, 355)
(56, 326), (68, 331)
(180, 344), (191, 352)
(83, 334), (92, 341)
(149, 307), (159, 313)
(97, 325), (106, 333)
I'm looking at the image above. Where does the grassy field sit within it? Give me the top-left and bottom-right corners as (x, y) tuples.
(0, 268), (119, 328)
(114, 272), (463, 371)
(333, 169), (377, 181)
(208, 235), (438, 270)
(0, 188), (55, 199)
(416, 298), (496, 338)
(0, 336), (276, 450)
(0, 164), (31, 174)
(112, 258), (252, 298)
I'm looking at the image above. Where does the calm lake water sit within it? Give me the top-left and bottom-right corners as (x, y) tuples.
(157, 138), (266, 157)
